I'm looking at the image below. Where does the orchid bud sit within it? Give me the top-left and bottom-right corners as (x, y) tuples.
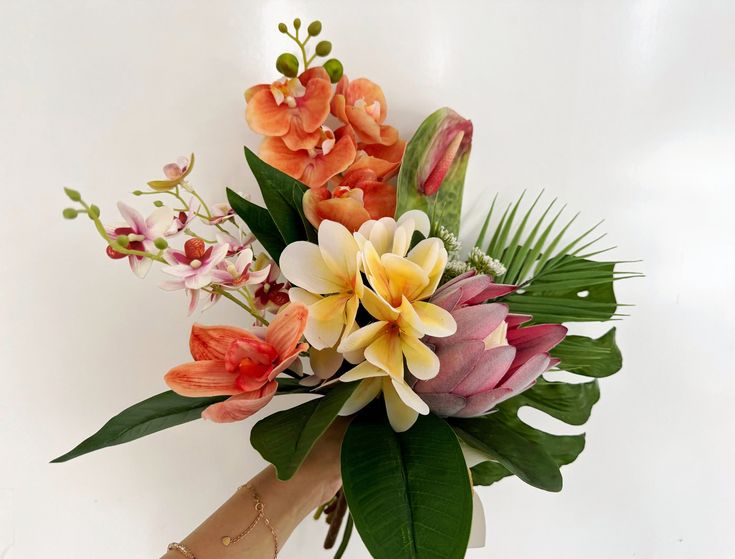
(293, 18), (301, 30)
(276, 53), (299, 78)
(133, 190), (143, 196)
(278, 22), (288, 33)
(116, 234), (130, 247)
(64, 187), (81, 202)
(62, 208), (78, 219)
(89, 205), (101, 219)
(154, 237), (168, 250)
(106, 245), (127, 260)
(315, 40), (332, 57)
(396, 108), (473, 236)
(307, 20), (322, 36)
(153, 200), (164, 207)
(323, 58), (343, 83)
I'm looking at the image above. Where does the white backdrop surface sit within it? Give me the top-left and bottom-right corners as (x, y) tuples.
(1, 1), (734, 558)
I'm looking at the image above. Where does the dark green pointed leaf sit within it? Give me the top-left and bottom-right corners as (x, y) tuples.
(510, 377), (600, 426)
(244, 146), (315, 246)
(551, 327), (623, 377)
(51, 391), (227, 463)
(251, 382), (356, 480)
(342, 409), (473, 559)
(227, 188), (286, 261)
(452, 416), (562, 492)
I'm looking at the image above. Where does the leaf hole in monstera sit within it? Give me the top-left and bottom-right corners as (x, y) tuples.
(517, 405), (583, 437)
(576, 290), (590, 298)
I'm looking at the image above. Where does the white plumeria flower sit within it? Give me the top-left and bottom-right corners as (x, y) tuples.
(280, 220), (364, 351)
(354, 209), (430, 257)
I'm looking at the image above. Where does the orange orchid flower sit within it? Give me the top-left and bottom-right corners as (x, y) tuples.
(331, 76), (399, 146)
(260, 129), (357, 188)
(346, 136), (407, 180)
(164, 303), (308, 423)
(246, 67), (332, 151)
(303, 169), (396, 232)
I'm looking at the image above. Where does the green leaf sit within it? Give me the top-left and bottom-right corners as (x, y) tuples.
(551, 327), (623, 378)
(471, 461), (512, 486)
(452, 416), (563, 492)
(251, 382), (357, 480)
(227, 188), (286, 261)
(243, 146), (315, 246)
(51, 391), (227, 463)
(509, 377), (600, 426)
(396, 107), (472, 236)
(503, 257), (624, 323)
(342, 408), (473, 559)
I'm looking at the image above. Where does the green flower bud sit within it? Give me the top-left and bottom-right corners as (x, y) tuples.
(315, 40), (332, 57)
(64, 187), (81, 202)
(132, 190), (143, 196)
(116, 234), (130, 247)
(154, 237), (168, 250)
(307, 20), (322, 36)
(293, 18), (301, 30)
(62, 208), (78, 219)
(89, 205), (101, 219)
(153, 200), (164, 207)
(323, 58), (344, 83)
(276, 53), (300, 78)
(278, 22), (288, 33)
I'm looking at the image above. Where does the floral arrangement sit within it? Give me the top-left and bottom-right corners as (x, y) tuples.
(55, 18), (639, 559)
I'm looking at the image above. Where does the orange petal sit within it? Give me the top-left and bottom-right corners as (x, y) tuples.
(201, 381), (278, 423)
(345, 105), (382, 143)
(297, 77), (332, 132)
(361, 181), (397, 219)
(331, 94), (348, 123)
(164, 360), (240, 397)
(299, 66), (331, 85)
(282, 119), (322, 151)
(316, 197), (371, 232)
(302, 136), (357, 187)
(244, 83), (269, 103)
(303, 187), (332, 229)
(190, 323), (257, 361)
(246, 88), (291, 137)
(346, 78), (388, 123)
(266, 302), (309, 361)
(346, 154), (398, 180)
(260, 137), (311, 180)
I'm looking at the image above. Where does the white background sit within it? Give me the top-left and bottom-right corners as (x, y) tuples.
(1, 1), (734, 557)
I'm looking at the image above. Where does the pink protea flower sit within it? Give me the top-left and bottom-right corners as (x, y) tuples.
(413, 272), (567, 417)
(164, 303), (309, 423)
(161, 238), (229, 314)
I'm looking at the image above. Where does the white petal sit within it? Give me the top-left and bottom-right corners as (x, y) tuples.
(318, 220), (359, 285)
(401, 333), (440, 380)
(145, 206), (175, 238)
(340, 361), (387, 382)
(383, 378), (420, 432)
(389, 378), (430, 415)
(338, 320), (387, 353)
(280, 241), (343, 294)
(412, 301), (457, 337)
(339, 378), (381, 416)
(398, 210), (430, 237)
(309, 346), (343, 379)
(289, 287), (322, 306)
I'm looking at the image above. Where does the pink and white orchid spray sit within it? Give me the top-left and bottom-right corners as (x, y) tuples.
(58, 16), (636, 559)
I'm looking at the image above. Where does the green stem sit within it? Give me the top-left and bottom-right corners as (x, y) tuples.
(333, 514), (353, 559)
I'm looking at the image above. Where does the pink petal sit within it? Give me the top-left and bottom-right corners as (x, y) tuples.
(117, 201), (146, 232)
(269, 342), (308, 379)
(452, 345), (517, 396)
(201, 381), (278, 423)
(187, 288), (199, 315)
(500, 353), (550, 392)
(507, 324), (567, 369)
(454, 388), (515, 417)
(417, 392), (466, 417)
(189, 324), (257, 360)
(414, 340), (486, 394)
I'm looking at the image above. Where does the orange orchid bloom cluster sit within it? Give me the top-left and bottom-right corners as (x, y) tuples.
(246, 69), (405, 232)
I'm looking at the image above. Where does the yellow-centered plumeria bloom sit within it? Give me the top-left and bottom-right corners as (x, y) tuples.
(280, 220), (364, 352)
(337, 211), (457, 432)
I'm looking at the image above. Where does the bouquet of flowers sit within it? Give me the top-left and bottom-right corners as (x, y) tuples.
(55, 18), (639, 559)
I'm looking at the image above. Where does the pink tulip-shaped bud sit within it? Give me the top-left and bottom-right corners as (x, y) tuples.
(414, 272), (567, 418)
